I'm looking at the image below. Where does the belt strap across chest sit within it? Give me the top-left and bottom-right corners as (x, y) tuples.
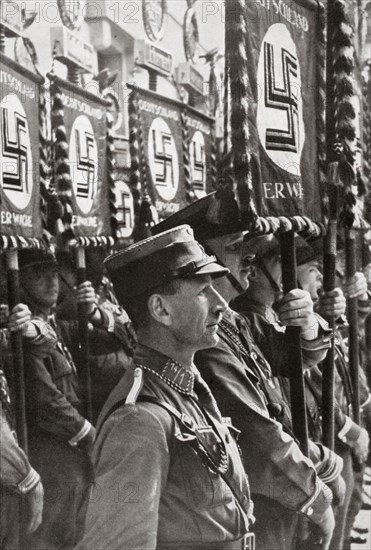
(98, 393), (252, 519)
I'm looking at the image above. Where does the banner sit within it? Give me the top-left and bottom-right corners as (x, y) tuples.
(187, 106), (215, 199)
(0, 54), (43, 239)
(135, 87), (186, 218)
(129, 87), (216, 219)
(243, 0), (322, 220)
(52, 77), (112, 239)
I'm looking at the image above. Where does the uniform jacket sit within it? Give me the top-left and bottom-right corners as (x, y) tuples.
(0, 401), (40, 494)
(231, 297), (331, 442)
(231, 296), (331, 376)
(24, 306), (126, 442)
(0, 324), (53, 494)
(196, 309), (335, 523)
(77, 343), (253, 550)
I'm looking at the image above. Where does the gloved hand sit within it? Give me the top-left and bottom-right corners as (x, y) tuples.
(25, 479), (44, 533)
(326, 475), (346, 507)
(313, 506), (335, 550)
(75, 281), (98, 317)
(353, 428), (369, 464)
(277, 289), (319, 338)
(79, 425), (96, 458)
(316, 288), (346, 320)
(343, 272), (368, 301)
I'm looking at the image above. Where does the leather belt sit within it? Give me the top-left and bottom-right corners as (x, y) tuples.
(157, 532), (255, 550)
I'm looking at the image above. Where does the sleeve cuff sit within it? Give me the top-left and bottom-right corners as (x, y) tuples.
(300, 479), (332, 523)
(358, 298), (370, 314)
(17, 468), (40, 494)
(316, 448), (343, 484)
(97, 308), (115, 332)
(361, 393), (371, 410)
(337, 416), (362, 446)
(301, 315), (331, 348)
(69, 420), (91, 447)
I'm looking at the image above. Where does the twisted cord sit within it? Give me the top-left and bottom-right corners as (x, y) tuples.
(50, 79), (74, 235)
(226, 0), (257, 224)
(106, 112), (118, 240)
(180, 90), (196, 202)
(209, 120), (217, 192)
(128, 90), (143, 229)
(316, 2), (328, 221)
(328, 0), (358, 228)
(362, 69), (371, 223)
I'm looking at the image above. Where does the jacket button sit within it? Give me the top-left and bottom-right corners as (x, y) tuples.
(307, 507), (314, 516)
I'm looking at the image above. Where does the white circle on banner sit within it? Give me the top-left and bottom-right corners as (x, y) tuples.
(0, 94), (33, 210)
(148, 117), (179, 201)
(69, 115), (98, 214)
(190, 130), (206, 199)
(114, 180), (135, 238)
(257, 23), (305, 176)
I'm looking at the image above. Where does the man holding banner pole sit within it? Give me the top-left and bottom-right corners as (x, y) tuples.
(153, 197), (343, 550)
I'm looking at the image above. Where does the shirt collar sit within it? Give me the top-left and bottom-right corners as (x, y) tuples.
(233, 296), (279, 323)
(134, 343), (195, 395)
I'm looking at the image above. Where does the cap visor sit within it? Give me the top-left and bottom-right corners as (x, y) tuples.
(194, 262), (229, 279)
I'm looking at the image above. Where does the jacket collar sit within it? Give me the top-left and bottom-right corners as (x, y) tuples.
(232, 295), (279, 324)
(134, 343), (195, 395)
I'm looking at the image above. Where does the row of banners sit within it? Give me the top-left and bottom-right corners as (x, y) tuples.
(1, 0), (369, 246)
(0, 52), (215, 244)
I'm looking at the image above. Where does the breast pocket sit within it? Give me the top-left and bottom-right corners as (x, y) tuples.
(48, 348), (73, 379)
(173, 425), (233, 509)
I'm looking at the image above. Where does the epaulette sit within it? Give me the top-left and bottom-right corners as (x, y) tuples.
(125, 367), (144, 405)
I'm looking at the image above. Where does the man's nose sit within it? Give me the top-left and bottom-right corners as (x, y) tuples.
(46, 273), (58, 284)
(210, 286), (228, 313)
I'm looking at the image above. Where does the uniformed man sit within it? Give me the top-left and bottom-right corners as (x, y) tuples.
(154, 195), (343, 550)
(77, 225), (254, 550)
(0, 303), (44, 549)
(297, 239), (371, 550)
(17, 248), (128, 549)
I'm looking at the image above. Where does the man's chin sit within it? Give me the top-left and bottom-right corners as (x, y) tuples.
(201, 332), (220, 349)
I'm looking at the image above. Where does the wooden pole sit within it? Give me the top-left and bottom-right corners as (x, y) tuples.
(365, 313), (371, 389)
(6, 249), (27, 550)
(75, 247), (92, 421)
(321, 163), (340, 450)
(345, 229), (360, 424)
(6, 249), (28, 452)
(280, 230), (309, 456)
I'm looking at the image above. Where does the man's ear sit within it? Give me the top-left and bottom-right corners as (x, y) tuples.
(147, 294), (172, 326)
(248, 264), (259, 282)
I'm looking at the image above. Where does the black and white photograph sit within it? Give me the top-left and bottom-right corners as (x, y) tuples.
(0, 0), (370, 548)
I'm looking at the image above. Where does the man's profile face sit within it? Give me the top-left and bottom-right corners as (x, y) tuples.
(297, 261), (323, 300)
(164, 274), (227, 352)
(22, 266), (59, 309)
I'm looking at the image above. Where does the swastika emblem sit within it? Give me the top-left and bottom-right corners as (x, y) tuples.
(264, 44), (298, 153)
(0, 94), (33, 209)
(69, 115), (98, 214)
(148, 117), (179, 201)
(114, 180), (135, 239)
(257, 24), (305, 176)
(189, 130), (206, 199)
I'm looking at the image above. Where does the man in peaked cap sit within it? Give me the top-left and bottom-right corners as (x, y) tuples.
(77, 225), (254, 550)
(154, 195), (344, 550)
(17, 247), (130, 549)
(296, 237), (371, 550)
